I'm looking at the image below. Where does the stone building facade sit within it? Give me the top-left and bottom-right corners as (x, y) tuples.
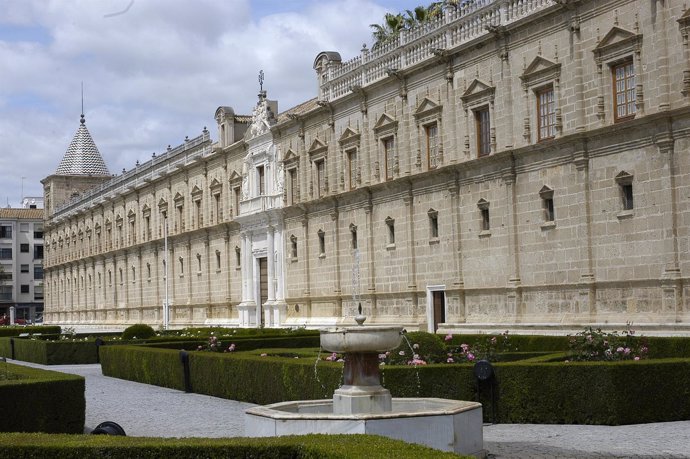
(43, 0), (690, 332)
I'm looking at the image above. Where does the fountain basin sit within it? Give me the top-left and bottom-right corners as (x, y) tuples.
(245, 398), (485, 457)
(320, 325), (404, 353)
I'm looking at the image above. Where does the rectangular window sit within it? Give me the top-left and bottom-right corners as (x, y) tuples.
(0, 271), (11, 281)
(543, 197), (555, 222)
(0, 226), (11, 239)
(235, 246), (241, 268)
(429, 212), (439, 239)
(34, 245), (43, 259)
(613, 60), (636, 122)
(216, 251), (221, 271)
(33, 265), (43, 280)
(426, 123), (439, 169)
(621, 183), (634, 210)
(351, 228), (358, 250)
(20, 284), (30, 294)
(0, 285), (12, 300)
(145, 216), (151, 240)
(20, 244), (29, 253)
(288, 169), (298, 205)
(315, 160), (325, 198)
(34, 285), (43, 300)
(475, 107), (491, 157)
(386, 218), (395, 245)
(481, 208), (490, 231)
(537, 86), (556, 140)
(34, 225), (43, 239)
(383, 137), (395, 180)
(290, 236), (298, 259)
(347, 149), (358, 190)
(20, 223), (29, 232)
(234, 186), (241, 217)
(21, 264), (29, 273)
(257, 165), (265, 195)
(214, 194), (221, 223)
(318, 230), (325, 256)
(195, 200), (202, 228)
(0, 248), (12, 259)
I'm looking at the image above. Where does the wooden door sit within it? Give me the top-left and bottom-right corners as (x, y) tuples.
(432, 290), (445, 332)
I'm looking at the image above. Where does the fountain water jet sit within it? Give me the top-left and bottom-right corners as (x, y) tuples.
(245, 307), (485, 457)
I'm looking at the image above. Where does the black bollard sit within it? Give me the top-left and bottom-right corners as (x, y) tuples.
(94, 338), (104, 364)
(179, 350), (192, 393)
(91, 421), (126, 436)
(474, 359), (497, 424)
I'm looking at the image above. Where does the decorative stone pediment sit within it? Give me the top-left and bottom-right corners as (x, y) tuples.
(476, 198), (490, 210)
(127, 209), (136, 222)
(414, 97), (442, 120)
(142, 204), (151, 217)
(461, 79), (495, 106)
(283, 149), (299, 168)
(538, 185), (554, 199)
(615, 170), (634, 185)
(191, 185), (203, 201)
(374, 113), (398, 133)
(173, 192), (184, 206)
(228, 170), (242, 185)
(338, 127), (361, 146)
(593, 26), (642, 63)
(115, 214), (123, 226)
(209, 178), (222, 195)
(520, 56), (562, 88)
(157, 198), (168, 212)
(308, 138), (328, 160)
(246, 93), (277, 139)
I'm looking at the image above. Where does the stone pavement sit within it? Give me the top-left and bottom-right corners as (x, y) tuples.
(10, 360), (690, 458)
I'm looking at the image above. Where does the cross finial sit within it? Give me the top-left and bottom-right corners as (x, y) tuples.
(258, 70), (264, 92)
(80, 81), (85, 125)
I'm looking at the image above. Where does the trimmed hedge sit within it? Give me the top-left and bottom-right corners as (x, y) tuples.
(0, 363), (84, 434)
(0, 433), (464, 459)
(100, 342), (690, 425)
(0, 326), (61, 337)
(100, 346), (186, 391)
(0, 338), (100, 365)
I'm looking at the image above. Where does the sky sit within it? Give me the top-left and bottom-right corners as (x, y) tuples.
(0, 0), (424, 207)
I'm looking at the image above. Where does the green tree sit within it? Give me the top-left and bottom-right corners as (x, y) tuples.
(370, 12), (406, 50)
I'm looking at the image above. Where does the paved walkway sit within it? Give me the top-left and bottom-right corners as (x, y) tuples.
(10, 360), (690, 458)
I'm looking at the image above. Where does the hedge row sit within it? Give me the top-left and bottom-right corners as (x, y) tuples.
(0, 338), (101, 365)
(0, 364), (85, 434)
(144, 334), (321, 351)
(0, 433), (463, 459)
(100, 344), (690, 425)
(0, 326), (61, 337)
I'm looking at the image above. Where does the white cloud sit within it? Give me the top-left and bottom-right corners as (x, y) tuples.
(0, 0), (419, 204)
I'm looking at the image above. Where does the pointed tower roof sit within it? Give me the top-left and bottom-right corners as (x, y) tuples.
(54, 114), (110, 176)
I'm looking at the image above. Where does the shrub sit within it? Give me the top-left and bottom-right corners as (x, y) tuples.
(445, 331), (512, 363)
(567, 325), (648, 361)
(122, 324), (156, 341)
(384, 331), (446, 365)
(0, 363), (84, 433)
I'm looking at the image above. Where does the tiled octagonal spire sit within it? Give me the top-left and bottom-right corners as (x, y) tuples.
(54, 115), (111, 176)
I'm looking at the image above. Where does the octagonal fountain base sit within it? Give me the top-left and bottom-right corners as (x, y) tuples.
(245, 397), (485, 457)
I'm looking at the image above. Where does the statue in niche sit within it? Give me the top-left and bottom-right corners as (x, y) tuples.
(275, 162), (284, 194)
(241, 159), (249, 200)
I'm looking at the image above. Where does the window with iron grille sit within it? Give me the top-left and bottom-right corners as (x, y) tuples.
(537, 86), (556, 140)
(612, 60), (636, 122)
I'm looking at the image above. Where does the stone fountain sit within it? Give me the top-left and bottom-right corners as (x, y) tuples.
(245, 307), (485, 457)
